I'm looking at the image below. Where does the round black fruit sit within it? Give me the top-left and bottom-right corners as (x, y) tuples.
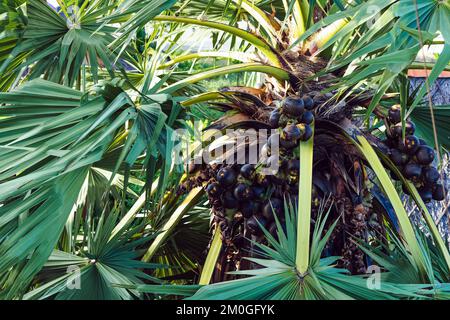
(246, 216), (267, 236)
(240, 164), (255, 180)
(415, 146), (435, 165)
(418, 187), (433, 203)
(391, 124), (402, 137)
(240, 201), (260, 218)
(299, 124), (313, 141)
(221, 191), (239, 209)
(390, 149), (409, 166)
(388, 105), (401, 124)
(252, 185), (266, 200)
(262, 198), (283, 220)
(303, 96), (315, 110)
(301, 111), (314, 125)
(392, 121), (416, 137)
(216, 167), (237, 187)
(269, 109), (281, 128)
(389, 149), (403, 166)
(282, 97), (305, 117)
(432, 183), (446, 201)
(234, 183), (254, 200)
(280, 136), (297, 149)
(206, 182), (221, 197)
(283, 124), (302, 141)
(403, 163), (422, 182)
(422, 166), (440, 185)
(404, 135), (420, 154)
(400, 153), (410, 165)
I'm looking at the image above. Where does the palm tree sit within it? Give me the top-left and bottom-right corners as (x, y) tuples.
(0, 0), (449, 300)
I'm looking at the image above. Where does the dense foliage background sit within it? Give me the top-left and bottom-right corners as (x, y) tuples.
(0, 0), (450, 300)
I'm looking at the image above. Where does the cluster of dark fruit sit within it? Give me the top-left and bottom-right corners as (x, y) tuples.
(257, 95), (317, 191)
(385, 105), (446, 203)
(200, 95), (322, 242)
(205, 164), (285, 239)
(205, 163), (323, 242)
(268, 95), (315, 142)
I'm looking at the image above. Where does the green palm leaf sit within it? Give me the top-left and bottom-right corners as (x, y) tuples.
(0, 0), (119, 87)
(24, 209), (165, 300)
(0, 78), (170, 297)
(303, 0), (449, 119)
(188, 203), (424, 300)
(410, 104), (450, 149)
